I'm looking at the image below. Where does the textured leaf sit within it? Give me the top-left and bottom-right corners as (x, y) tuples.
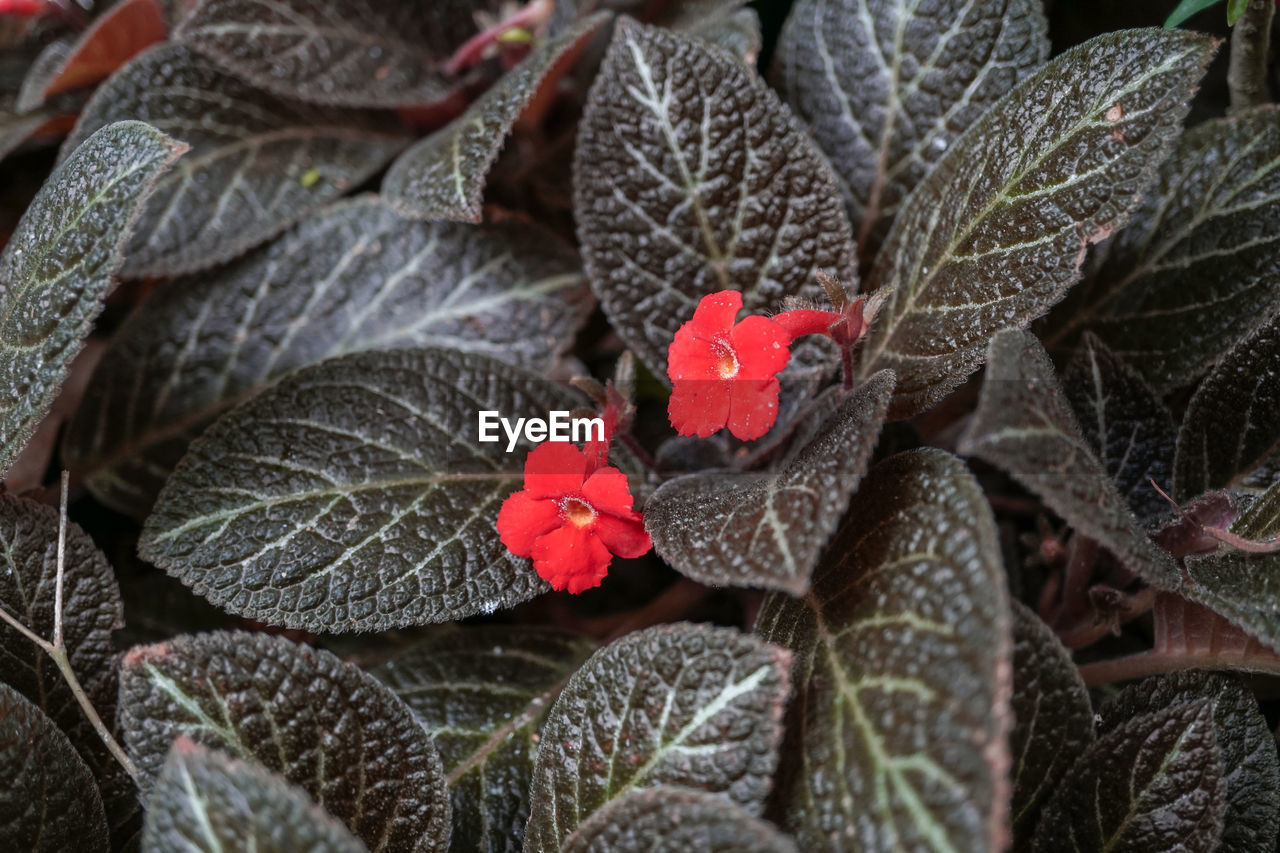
(1063, 332), (1177, 524)
(1174, 311), (1280, 499)
(1009, 601), (1094, 850)
(1233, 480), (1280, 540)
(644, 370), (894, 594)
(959, 330), (1178, 586)
(371, 626), (594, 853)
(0, 494), (134, 828)
(1181, 549), (1280, 653)
(0, 683), (109, 853)
(0, 120), (182, 478)
(384, 14), (607, 222)
(174, 0), (501, 107)
(654, 0), (760, 63)
(562, 787), (797, 853)
(142, 739), (367, 853)
(755, 448), (1011, 853)
(139, 348), (588, 631)
(15, 0), (167, 113)
(64, 196), (589, 519)
(119, 630), (450, 852)
(773, 0), (1048, 255)
(857, 29), (1215, 418)
(1032, 699), (1225, 853)
(574, 19), (856, 376)
(1049, 107), (1280, 389)
(64, 44), (407, 277)
(523, 623), (792, 852)
(1098, 671), (1280, 853)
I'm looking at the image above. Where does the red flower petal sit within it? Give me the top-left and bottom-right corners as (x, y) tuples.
(580, 467), (638, 516)
(668, 375), (732, 437)
(522, 440), (589, 498)
(593, 513), (652, 560)
(773, 308), (842, 339)
(668, 323), (721, 380)
(496, 490), (561, 557)
(689, 289), (742, 333)
(726, 375), (781, 441)
(730, 315), (792, 379)
(532, 525), (612, 593)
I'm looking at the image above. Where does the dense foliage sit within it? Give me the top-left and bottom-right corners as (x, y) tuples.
(0, 0), (1278, 851)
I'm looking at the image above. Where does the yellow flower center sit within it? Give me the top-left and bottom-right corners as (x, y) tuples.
(561, 497), (596, 528)
(715, 342), (739, 379)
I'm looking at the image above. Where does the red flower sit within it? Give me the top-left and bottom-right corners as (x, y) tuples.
(497, 441), (650, 594)
(667, 290), (792, 441)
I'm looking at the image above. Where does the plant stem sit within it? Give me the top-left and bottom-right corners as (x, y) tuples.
(1228, 0), (1274, 112)
(0, 473), (141, 787)
(1079, 649), (1280, 686)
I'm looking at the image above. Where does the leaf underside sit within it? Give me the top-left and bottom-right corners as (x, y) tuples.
(772, 0), (1048, 256)
(1182, 549), (1280, 654)
(1097, 671), (1280, 853)
(644, 369), (894, 594)
(64, 44), (407, 277)
(958, 329), (1179, 587)
(756, 448), (1011, 853)
(1050, 106), (1280, 389)
(370, 626), (594, 853)
(523, 623), (792, 852)
(64, 195), (590, 519)
(562, 787), (798, 853)
(142, 739), (367, 853)
(857, 28), (1215, 419)
(0, 683), (109, 853)
(574, 18), (857, 376)
(383, 14), (608, 222)
(119, 630), (450, 853)
(139, 347), (589, 632)
(1032, 699), (1224, 852)
(0, 119), (182, 478)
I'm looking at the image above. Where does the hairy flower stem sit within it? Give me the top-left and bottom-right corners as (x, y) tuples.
(0, 472), (141, 787)
(1228, 0), (1273, 111)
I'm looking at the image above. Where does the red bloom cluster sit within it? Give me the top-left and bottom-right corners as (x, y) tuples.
(497, 436), (649, 594)
(666, 290), (854, 441)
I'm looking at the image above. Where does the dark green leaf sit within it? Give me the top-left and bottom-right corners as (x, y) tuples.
(64, 196), (589, 519)
(0, 120), (182, 477)
(1227, 0), (1249, 25)
(1165, 0), (1223, 27)
(523, 623), (792, 852)
(142, 738), (367, 853)
(64, 44), (407, 277)
(1032, 699), (1225, 853)
(370, 626), (594, 853)
(174, 0), (501, 107)
(1174, 311), (1280, 499)
(957, 329), (1178, 587)
(644, 370), (894, 594)
(574, 19), (856, 376)
(0, 683), (109, 852)
(773, 0), (1048, 255)
(756, 448), (1011, 853)
(562, 787), (797, 853)
(1098, 671), (1280, 853)
(0, 494), (134, 830)
(119, 630), (450, 852)
(1049, 107), (1280, 389)
(1009, 601), (1094, 850)
(1232, 480), (1280, 540)
(857, 29), (1215, 418)
(1063, 332), (1177, 524)
(1182, 549), (1280, 653)
(139, 348), (588, 631)
(384, 14), (607, 222)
